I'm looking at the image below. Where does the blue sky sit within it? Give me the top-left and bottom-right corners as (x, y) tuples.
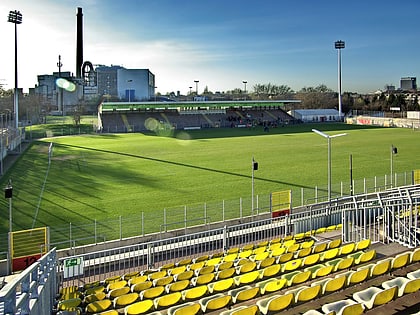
(1, 0), (419, 94)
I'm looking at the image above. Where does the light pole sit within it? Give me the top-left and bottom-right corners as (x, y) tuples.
(5, 179), (13, 274)
(242, 80), (247, 100)
(8, 10), (22, 130)
(335, 40), (345, 119)
(194, 80), (199, 95)
(252, 157), (258, 214)
(312, 129), (347, 200)
(390, 145), (398, 187)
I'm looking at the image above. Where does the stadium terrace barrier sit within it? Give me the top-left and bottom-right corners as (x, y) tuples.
(56, 184), (420, 291)
(0, 248), (57, 315)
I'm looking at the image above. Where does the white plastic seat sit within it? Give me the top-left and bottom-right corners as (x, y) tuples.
(352, 286), (397, 309)
(322, 299), (364, 315)
(382, 276), (420, 297)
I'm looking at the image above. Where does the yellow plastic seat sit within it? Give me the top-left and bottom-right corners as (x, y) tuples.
(315, 227), (327, 234)
(256, 278), (287, 295)
(107, 280), (127, 291)
(108, 286), (130, 299)
(84, 281), (100, 291)
(257, 257), (276, 269)
(288, 284), (321, 303)
(216, 267), (235, 280)
(153, 275), (174, 287)
(123, 271), (140, 281)
(85, 285), (105, 296)
(190, 273), (215, 286)
(166, 279), (190, 293)
(391, 252), (411, 270)
(216, 261), (234, 271)
(160, 263), (175, 271)
(283, 239), (296, 247)
(199, 293), (231, 313)
(233, 270), (260, 286)
(188, 261), (205, 272)
(326, 225), (337, 232)
(113, 292), (139, 308)
(124, 299), (154, 315)
(286, 243), (300, 253)
(260, 263), (281, 279)
(223, 253), (239, 262)
(410, 247), (420, 263)
(353, 286), (397, 309)
(322, 299), (364, 315)
(251, 251), (269, 262)
(281, 258), (302, 272)
(307, 264), (333, 279)
(174, 270), (194, 282)
(59, 285), (78, 296)
(154, 292), (182, 309)
(169, 266), (187, 276)
(316, 275), (346, 294)
(301, 240), (315, 249)
(206, 257), (222, 266)
(194, 255), (209, 263)
(327, 238), (342, 249)
(296, 247), (312, 258)
(252, 246), (267, 255)
(57, 298), (82, 311)
(355, 238), (371, 251)
(60, 291), (82, 301)
(339, 243), (356, 256)
(344, 267), (370, 285)
(242, 244), (255, 251)
(268, 242), (282, 251)
(228, 285), (259, 303)
(349, 249), (376, 265)
(149, 270), (167, 281)
(104, 275), (121, 285)
(282, 270), (311, 286)
(238, 250), (253, 259)
(178, 258), (192, 266)
(182, 285), (208, 301)
(84, 291), (107, 304)
(128, 275), (149, 286)
(382, 277), (420, 297)
(167, 302), (201, 315)
(207, 278), (234, 293)
(302, 253), (320, 266)
(270, 247), (286, 257)
(369, 258), (391, 277)
(236, 261), (257, 274)
(312, 242), (327, 254)
(294, 232), (305, 241)
(96, 310), (119, 315)
(131, 281), (152, 293)
(140, 286), (165, 300)
(195, 265), (215, 276)
(226, 247), (240, 255)
(327, 257), (354, 271)
(85, 299), (112, 313)
(256, 293), (294, 314)
(321, 248), (339, 261)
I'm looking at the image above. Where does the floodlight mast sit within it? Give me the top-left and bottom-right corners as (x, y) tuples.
(312, 129), (347, 201)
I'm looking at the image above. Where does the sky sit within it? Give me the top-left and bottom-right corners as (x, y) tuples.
(1, 0), (420, 95)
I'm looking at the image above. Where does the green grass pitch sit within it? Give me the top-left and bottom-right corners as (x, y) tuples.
(0, 123), (419, 250)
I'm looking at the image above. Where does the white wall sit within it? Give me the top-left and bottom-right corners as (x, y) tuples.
(117, 69), (155, 101)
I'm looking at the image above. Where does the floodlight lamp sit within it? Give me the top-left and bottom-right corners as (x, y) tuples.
(8, 10), (22, 24)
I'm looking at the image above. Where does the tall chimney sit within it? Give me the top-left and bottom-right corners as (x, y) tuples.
(76, 7), (83, 78)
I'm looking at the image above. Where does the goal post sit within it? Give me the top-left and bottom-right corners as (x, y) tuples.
(271, 190), (291, 218)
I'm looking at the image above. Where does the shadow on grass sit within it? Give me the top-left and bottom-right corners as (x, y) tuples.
(142, 123), (383, 140)
(56, 142), (326, 192)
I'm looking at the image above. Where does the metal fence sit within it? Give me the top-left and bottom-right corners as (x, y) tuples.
(57, 184), (420, 291)
(45, 171), (413, 251)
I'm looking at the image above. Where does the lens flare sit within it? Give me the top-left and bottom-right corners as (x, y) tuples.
(56, 78), (76, 92)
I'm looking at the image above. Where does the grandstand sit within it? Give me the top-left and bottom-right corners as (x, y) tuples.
(97, 100), (301, 133)
(1, 184), (420, 314)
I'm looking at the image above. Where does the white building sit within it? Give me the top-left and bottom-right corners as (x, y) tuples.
(117, 68), (155, 101)
(288, 109), (340, 122)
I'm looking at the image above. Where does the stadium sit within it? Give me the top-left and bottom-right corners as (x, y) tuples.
(0, 100), (420, 315)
